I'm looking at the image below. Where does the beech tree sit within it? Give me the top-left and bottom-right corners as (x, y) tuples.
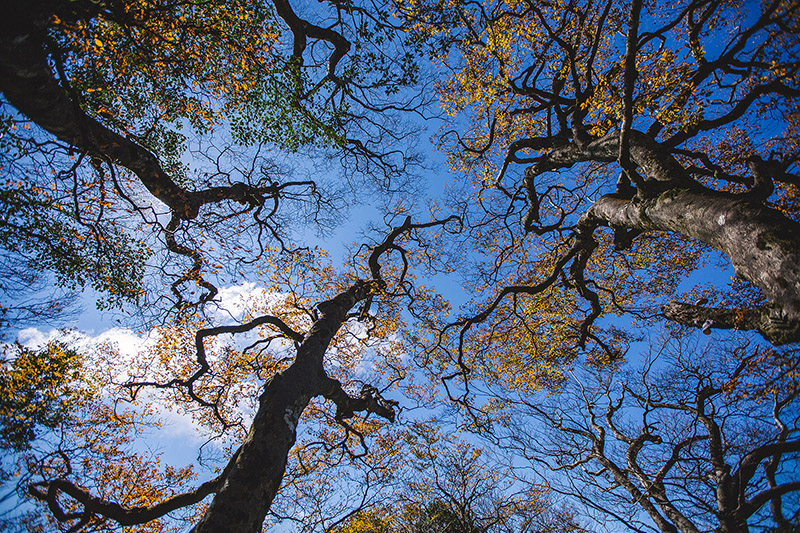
(3, 0), (800, 531)
(0, 0), (450, 531)
(489, 335), (800, 532)
(394, 0), (800, 529)
(1, 0), (423, 325)
(400, 0), (800, 359)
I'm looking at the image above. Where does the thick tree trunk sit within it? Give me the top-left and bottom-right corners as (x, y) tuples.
(1, 2), (276, 220)
(192, 282), (371, 533)
(582, 188), (800, 343)
(528, 130), (800, 343)
(0, 3), (198, 218)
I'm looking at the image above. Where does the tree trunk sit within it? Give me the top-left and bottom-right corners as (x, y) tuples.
(192, 282), (371, 533)
(582, 188), (800, 343)
(0, 2), (200, 218)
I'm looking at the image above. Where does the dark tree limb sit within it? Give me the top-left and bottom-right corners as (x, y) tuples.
(29, 448), (239, 527)
(321, 379), (398, 422)
(662, 302), (800, 345)
(0, 2), (298, 222)
(618, 0), (647, 193)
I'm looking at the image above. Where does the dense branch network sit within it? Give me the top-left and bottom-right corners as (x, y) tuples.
(28, 215), (459, 532)
(0, 0), (423, 314)
(499, 339), (800, 532)
(409, 0), (800, 361)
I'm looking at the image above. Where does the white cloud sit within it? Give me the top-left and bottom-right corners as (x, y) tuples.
(6, 286), (296, 471)
(212, 282), (266, 321)
(91, 327), (152, 357)
(13, 280), (274, 361)
(16, 327), (60, 348)
(13, 325), (213, 454)
(16, 326), (152, 357)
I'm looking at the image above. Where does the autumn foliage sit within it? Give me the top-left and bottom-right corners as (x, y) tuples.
(1, 0), (799, 531)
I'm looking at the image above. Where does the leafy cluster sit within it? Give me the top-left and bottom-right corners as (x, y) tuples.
(0, 342), (89, 452)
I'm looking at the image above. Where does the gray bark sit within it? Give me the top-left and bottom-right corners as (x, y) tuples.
(527, 130), (800, 343)
(581, 189), (800, 343)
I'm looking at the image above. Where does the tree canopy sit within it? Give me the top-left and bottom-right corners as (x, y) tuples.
(0, 0), (799, 531)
